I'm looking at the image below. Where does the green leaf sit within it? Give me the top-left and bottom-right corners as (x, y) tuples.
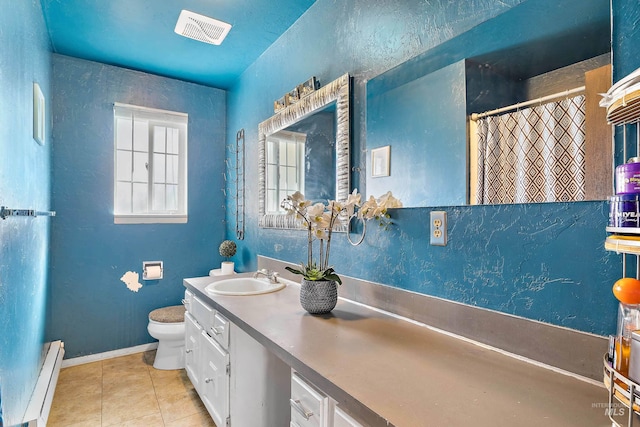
(286, 264), (341, 284)
(285, 266), (304, 276)
(324, 272), (342, 285)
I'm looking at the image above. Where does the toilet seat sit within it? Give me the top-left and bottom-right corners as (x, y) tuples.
(149, 305), (185, 323)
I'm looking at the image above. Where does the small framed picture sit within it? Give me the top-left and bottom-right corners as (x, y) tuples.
(33, 82), (45, 145)
(298, 76), (319, 99)
(371, 146), (390, 177)
(285, 87), (300, 106)
(274, 96), (286, 113)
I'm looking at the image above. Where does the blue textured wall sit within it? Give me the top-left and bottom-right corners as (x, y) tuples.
(612, 0), (640, 81)
(226, 0), (621, 336)
(0, 0), (52, 424)
(47, 55), (227, 358)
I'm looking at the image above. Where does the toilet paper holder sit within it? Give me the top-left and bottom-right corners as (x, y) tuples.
(143, 261), (163, 280)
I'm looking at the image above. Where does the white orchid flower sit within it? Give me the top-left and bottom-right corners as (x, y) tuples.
(359, 195), (378, 219)
(290, 191), (305, 203)
(298, 199), (312, 209)
(379, 191), (402, 209)
(327, 200), (345, 214)
(307, 202), (325, 218)
(306, 203), (329, 228)
(313, 228), (328, 240)
(343, 189), (361, 217)
(316, 213), (332, 230)
(346, 189), (361, 205)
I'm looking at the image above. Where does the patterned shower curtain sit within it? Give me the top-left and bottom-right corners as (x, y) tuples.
(474, 95), (586, 205)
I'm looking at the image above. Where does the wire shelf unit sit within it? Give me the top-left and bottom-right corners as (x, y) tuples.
(604, 354), (640, 426)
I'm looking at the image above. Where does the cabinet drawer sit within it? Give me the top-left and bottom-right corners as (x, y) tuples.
(191, 296), (215, 329)
(183, 289), (194, 312)
(209, 311), (230, 350)
(334, 406), (362, 427)
(291, 372), (327, 427)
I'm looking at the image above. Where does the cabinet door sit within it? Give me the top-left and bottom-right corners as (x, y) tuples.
(184, 312), (201, 390)
(183, 289), (193, 312)
(334, 406), (363, 427)
(201, 330), (230, 427)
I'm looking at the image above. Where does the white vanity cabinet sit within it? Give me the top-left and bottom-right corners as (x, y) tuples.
(184, 290), (230, 427)
(184, 288), (291, 427)
(290, 371), (363, 427)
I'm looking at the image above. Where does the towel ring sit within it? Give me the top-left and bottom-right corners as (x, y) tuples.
(346, 214), (366, 246)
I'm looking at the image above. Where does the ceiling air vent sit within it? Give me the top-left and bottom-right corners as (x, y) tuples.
(174, 10), (232, 46)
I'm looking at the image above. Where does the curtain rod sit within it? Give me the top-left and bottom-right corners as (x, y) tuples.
(470, 86), (585, 121)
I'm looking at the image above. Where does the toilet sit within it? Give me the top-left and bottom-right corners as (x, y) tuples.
(147, 305), (186, 370)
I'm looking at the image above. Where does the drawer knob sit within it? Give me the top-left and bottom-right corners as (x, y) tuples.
(211, 326), (223, 335)
(205, 378), (213, 383)
(185, 349), (193, 354)
(289, 399), (313, 420)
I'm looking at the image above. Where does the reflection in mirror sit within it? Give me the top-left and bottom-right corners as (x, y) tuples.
(368, 61), (467, 207)
(265, 106), (336, 213)
(366, 0), (611, 208)
(259, 74), (350, 229)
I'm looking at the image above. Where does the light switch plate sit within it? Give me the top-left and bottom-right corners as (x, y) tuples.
(430, 211), (447, 246)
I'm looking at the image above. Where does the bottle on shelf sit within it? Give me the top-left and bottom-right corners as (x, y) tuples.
(613, 277), (640, 376)
(616, 303), (640, 376)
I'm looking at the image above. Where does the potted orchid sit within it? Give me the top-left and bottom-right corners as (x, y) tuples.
(281, 189), (400, 314)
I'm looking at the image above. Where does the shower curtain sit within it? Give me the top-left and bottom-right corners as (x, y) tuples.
(473, 95), (586, 205)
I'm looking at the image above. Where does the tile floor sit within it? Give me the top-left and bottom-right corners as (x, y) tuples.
(48, 350), (216, 427)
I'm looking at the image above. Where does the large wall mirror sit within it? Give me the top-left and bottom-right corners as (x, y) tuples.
(259, 73), (350, 229)
(366, 0), (611, 208)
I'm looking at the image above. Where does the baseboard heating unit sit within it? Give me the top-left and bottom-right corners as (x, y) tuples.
(23, 340), (65, 426)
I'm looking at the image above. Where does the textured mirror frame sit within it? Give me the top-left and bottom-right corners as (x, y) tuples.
(258, 73), (350, 230)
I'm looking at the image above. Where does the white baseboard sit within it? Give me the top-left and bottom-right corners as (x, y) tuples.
(23, 340), (65, 426)
(61, 342), (159, 368)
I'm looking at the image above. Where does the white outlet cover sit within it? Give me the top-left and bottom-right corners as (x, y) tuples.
(430, 211), (447, 246)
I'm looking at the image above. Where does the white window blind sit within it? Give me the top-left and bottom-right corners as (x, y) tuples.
(113, 103), (188, 224)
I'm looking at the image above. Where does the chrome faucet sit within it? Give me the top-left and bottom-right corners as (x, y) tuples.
(253, 269), (280, 283)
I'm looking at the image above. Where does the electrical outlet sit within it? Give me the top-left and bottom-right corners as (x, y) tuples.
(430, 211), (447, 246)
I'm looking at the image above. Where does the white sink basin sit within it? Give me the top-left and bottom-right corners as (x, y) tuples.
(205, 277), (286, 296)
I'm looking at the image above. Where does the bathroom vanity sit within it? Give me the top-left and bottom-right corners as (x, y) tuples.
(184, 273), (607, 426)
(183, 288), (290, 427)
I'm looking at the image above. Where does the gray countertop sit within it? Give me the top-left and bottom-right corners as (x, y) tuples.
(184, 274), (610, 427)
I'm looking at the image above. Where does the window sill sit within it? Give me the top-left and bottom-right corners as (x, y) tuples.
(114, 214), (188, 224)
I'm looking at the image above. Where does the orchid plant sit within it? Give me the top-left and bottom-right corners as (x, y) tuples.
(280, 190), (402, 285)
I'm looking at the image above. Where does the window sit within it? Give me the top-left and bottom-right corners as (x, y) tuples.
(266, 130), (306, 213)
(113, 103), (188, 224)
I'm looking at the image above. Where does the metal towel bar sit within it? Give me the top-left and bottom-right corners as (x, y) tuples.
(0, 206), (56, 220)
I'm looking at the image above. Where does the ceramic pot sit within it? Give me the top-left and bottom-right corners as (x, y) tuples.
(221, 261), (235, 275)
(300, 279), (338, 314)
